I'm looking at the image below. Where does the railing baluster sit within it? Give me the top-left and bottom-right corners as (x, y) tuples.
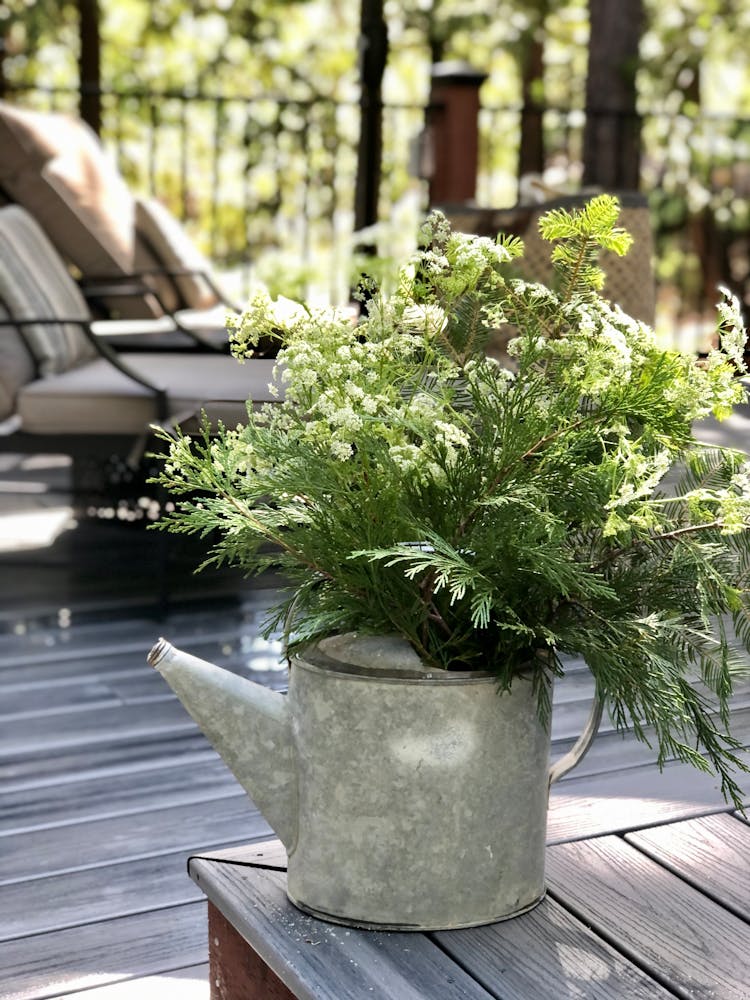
(147, 97), (158, 197)
(179, 98), (189, 223)
(210, 97), (224, 261)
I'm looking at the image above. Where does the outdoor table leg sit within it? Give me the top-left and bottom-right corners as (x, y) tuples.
(208, 902), (297, 1000)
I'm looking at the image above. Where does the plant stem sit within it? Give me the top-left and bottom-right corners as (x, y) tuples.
(591, 519), (727, 571)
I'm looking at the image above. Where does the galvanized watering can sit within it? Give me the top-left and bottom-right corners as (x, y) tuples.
(148, 632), (602, 930)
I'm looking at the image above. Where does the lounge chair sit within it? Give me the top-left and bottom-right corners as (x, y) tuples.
(0, 204), (279, 502)
(0, 100), (245, 350)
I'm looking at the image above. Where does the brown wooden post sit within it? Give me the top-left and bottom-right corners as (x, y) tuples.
(517, 22), (546, 192)
(427, 62), (487, 206)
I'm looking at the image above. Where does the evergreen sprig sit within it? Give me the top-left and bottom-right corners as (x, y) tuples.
(152, 197), (750, 809)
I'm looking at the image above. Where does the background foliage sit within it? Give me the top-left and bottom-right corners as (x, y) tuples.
(3, 1), (750, 341)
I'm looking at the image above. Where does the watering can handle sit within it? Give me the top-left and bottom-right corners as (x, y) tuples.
(548, 693), (604, 787)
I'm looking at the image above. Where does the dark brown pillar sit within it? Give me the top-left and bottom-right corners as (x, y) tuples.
(427, 62), (487, 205)
(354, 0), (388, 235)
(77, 0), (102, 135)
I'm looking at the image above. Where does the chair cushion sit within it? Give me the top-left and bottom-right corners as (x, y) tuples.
(0, 304), (36, 420)
(0, 101), (135, 276)
(0, 205), (98, 375)
(135, 197), (219, 310)
(0, 102), (163, 320)
(17, 355), (281, 435)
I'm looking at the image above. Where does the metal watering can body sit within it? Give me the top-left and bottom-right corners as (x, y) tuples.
(148, 634), (600, 930)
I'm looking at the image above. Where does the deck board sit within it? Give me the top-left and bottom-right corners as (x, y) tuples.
(189, 861), (498, 1000)
(0, 731), (214, 791)
(0, 795), (270, 885)
(0, 756), (239, 835)
(432, 897), (677, 999)
(547, 753), (748, 842)
(545, 836), (750, 1000)
(1, 849), (231, 943)
(625, 812), (750, 918)
(2, 476), (750, 998)
(40, 966), (211, 1000)
(1, 902), (209, 1000)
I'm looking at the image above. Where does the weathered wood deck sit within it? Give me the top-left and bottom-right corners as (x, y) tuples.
(1, 452), (749, 999)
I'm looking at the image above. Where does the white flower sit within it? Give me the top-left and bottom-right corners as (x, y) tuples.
(401, 303), (448, 339)
(270, 294), (308, 327)
(389, 443), (421, 471)
(716, 285), (748, 371)
(435, 420), (470, 451)
(330, 439), (353, 461)
(331, 406), (364, 434)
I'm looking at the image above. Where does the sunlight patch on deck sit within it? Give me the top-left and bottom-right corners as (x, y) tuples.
(50, 968), (208, 999)
(0, 507), (74, 552)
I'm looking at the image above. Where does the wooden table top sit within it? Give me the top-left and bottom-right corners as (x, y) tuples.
(189, 820), (750, 1000)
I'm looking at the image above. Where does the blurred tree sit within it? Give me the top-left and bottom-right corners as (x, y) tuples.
(0, 0), (78, 96)
(77, 0), (100, 133)
(639, 1), (750, 314)
(355, 0), (388, 236)
(582, 0), (643, 189)
(7, 0), (750, 318)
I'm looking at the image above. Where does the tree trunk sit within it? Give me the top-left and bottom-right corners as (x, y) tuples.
(582, 0), (643, 190)
(0, 29), (7, 99)
(517, 31), (545, 187)
(354, 0), (388, 238)
(77, 0), (101, 135)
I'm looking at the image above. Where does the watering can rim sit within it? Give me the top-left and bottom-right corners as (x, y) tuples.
(293, 641), (545, 685)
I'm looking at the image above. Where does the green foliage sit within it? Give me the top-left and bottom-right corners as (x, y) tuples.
(538, 194), (634, 295)
(153, 196), (750, 808)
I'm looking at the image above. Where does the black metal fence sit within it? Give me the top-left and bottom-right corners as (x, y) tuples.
(7, 83), (750, 347)
(7, 83), (427, 305)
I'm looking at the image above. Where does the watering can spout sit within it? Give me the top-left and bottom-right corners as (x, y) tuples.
(148, 638), (297, 849)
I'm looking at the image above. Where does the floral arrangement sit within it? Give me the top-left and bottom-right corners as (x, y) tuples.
(154, 195), (750, 807)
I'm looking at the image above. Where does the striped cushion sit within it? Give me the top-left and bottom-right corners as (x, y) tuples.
(0, 302), (36, 419)
(0, 205), (98, 375)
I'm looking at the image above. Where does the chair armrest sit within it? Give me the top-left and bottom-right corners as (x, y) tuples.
(81, 268), (242, 314)
(79, 274), (230, 351)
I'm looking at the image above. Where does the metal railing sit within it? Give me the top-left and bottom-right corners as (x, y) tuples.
(6, 83), (750, 346)
(7, 83), (428, 304)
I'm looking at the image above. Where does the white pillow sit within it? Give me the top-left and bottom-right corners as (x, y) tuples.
(135, 197), (219, 310)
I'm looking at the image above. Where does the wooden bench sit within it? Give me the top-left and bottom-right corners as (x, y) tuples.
(189, 815), (750, 1000)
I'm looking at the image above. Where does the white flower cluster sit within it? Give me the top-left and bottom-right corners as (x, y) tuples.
(206, 209), (749, 530)
(227, 290), (308, 357)
(715, 286), (747, 373)
(605, 446), (672, 511)
(517, 298), (656, 399)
